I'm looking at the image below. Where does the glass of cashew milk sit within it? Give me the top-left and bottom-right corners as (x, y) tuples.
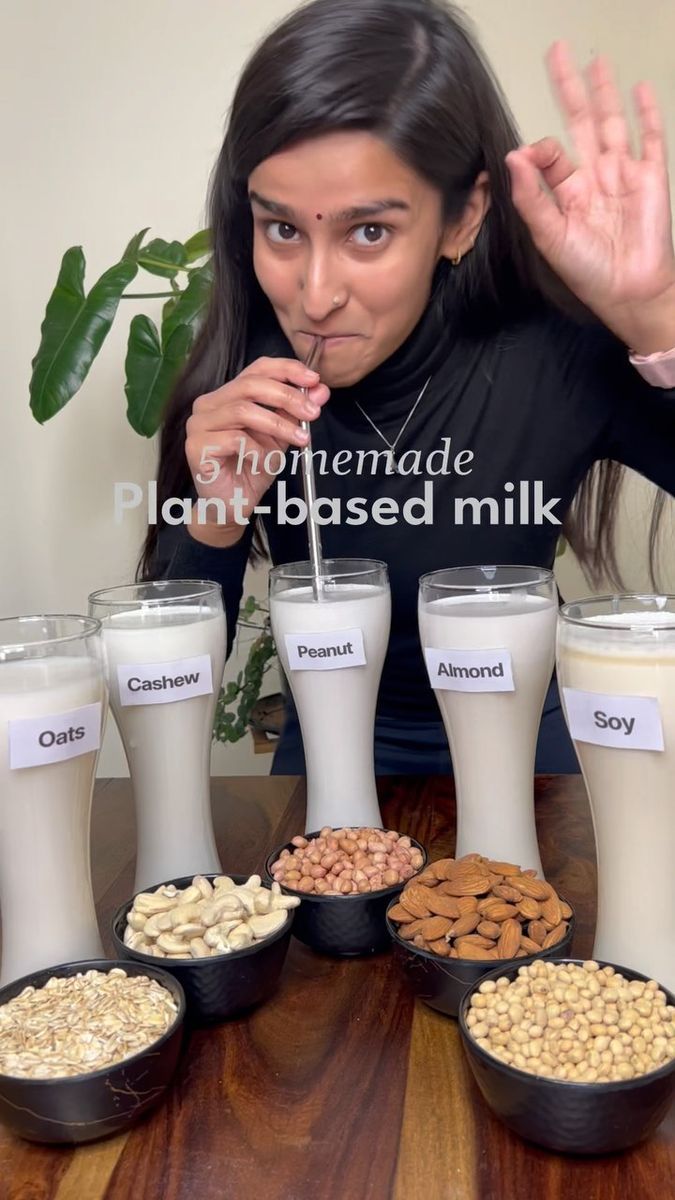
(0, 615), (107, 985)
(557, 595), (675, 991)
(88, 580), (226, 891)
(270, 559), (391, 832)
(418, 566), (558, 876)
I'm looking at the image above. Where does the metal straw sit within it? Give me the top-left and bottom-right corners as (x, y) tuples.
(299, 335), (325, 601)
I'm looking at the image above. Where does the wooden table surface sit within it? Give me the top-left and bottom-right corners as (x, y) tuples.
(1, 775), (673, 1200)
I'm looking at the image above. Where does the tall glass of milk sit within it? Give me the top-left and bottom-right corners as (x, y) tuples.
(88, 581), (226, 891)
(270, 559), (391, 832)
(0, 615), (106, 985)
(418, 566), (557, 875)
(557, 595), (675, 990)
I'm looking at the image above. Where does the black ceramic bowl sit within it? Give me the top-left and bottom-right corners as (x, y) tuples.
(386, 900), (575, 1018)
(263, 830), (427, 956)
(112, 874), (294, 1024)
(0, 958), (184, 1145)
(458, 958), (675, 1155)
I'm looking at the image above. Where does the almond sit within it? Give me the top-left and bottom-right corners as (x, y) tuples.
(560, 900), (573, 920)
(477, 920), (502, 940)
(399, 885), (432, 919)
(455, 895), (479, 914)
(448, 912), (481, 937)
(478, 900), (519, 922)
(454, 933), (495, 951)
(425, 892), (462, 919)
(417, 916), (453, 941)
(427, 937), (452, 958)
(454, 940), (498, 961)
(517, 898), (542, 921)
(387, 903), (415, 923)
(485, 860), (522, 877)
(440, 872), (492, 896)
(541, 894), (562, 927)
(512, 875), (552, 901)
(520, 934), (545, 955)
(398, 917), (427, 940)
(412, 934), (427, 949)
(497, 917), (522, 959)
(528, 920), (548, 946)
(415, 872), (441, 888)
(493, 884), (523, 903)
(542, 921), (567, 950)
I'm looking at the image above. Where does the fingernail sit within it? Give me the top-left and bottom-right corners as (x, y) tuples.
(304, 368), (319, 380)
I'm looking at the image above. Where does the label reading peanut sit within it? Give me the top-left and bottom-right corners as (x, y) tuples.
(562, 687), (664, 751)
(285, 629), (366, 671)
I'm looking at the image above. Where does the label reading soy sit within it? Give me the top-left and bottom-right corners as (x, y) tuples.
(285, 628), (366, 671)
(117, 655), (213, 707)
(424, 647), (515, 692)
(562, 687), (664, 752)
(9, 702), (102, 770)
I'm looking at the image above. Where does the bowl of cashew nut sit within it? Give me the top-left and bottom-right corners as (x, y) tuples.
(111, 873), (299, 1024)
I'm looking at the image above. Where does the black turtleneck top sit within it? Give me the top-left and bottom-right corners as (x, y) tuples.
(154, 299), (675, 723)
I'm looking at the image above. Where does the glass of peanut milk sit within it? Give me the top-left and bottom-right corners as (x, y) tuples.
(0, 615), (107, 985)
(88, 581), (226, 891)
(557, 595), (675, 991)
(270, 559), (391, 833)
(418, 566), (558, 875)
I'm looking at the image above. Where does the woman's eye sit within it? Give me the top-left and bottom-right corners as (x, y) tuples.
(266, 222), (300, 244)
(351, 223), (390, 247)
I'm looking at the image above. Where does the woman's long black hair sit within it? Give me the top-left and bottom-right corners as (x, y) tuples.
(139, 0), (660, 586)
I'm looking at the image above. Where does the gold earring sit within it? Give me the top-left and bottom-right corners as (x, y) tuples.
(332, 295), (342, 306)
(451, 251), (462, 267)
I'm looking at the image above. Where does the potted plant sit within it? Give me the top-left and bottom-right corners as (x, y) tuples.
(29, 227), (277, 744)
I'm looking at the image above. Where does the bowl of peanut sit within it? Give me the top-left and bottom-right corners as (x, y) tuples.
(0, 959), (185, 1144)
(459, 958), (675, 1155)
(263, 827), (427, 956)
(386, 855), (575, 1016)
(112, 873), (298, 1024)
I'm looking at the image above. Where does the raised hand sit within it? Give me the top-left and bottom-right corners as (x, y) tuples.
(506, 42), (675, 353)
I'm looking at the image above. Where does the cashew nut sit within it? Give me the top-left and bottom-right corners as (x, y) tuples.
(157, 932), (189, 956)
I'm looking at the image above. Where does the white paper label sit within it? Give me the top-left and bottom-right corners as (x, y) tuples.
(9, 702), (102, 770)
(284, 628), (366, 671)
(424, 647), (515, 692)
(562, 687), (664, 752)
(117, 655), (214, 706)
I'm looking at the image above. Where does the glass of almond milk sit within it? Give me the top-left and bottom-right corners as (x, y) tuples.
(0, 615), (107, 985)
(88, 581), (226, 891)
(270, 559), (391, 833)
(418, 566), (558, 875)
(557, 596), (675, 991)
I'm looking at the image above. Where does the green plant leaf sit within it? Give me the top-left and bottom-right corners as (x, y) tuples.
(30, 247), (138, 423)
(161, 260), (213, 348)
(125, 317), (193, 437)
(122, 227), (151, 262)
(184, 229), (212, 263)
(137, 238), (187, 280)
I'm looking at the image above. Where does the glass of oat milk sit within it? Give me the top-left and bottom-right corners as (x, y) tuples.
(557, 595), (675, 991)
(418, 566), (558, 875)
(88, 580), (226, 891)
(0, 615), (106, 985)
(270, 559), (391, 833)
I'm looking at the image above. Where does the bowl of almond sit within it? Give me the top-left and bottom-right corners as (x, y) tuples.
(385, 854), (575, 1017)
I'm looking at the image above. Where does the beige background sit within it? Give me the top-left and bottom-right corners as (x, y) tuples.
(2, 0), (673, 776)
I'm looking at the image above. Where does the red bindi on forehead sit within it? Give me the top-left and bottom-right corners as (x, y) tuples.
(315, 213), (323, 220)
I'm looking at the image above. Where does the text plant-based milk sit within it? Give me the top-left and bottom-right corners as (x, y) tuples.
(0, 657), (106, 985)
(419, 593), (557, 875)
(271, 584), (390, 831)
(102, 607), (226, 891)
(557, 611), (675, 990)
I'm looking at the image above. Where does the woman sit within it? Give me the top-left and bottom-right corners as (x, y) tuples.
(141, 0), (675, 775)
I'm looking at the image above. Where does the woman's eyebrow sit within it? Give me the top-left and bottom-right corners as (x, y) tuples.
(248, 191), (410, 221)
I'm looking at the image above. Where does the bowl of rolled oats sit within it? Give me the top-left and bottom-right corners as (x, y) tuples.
(0, 959), (185, 1144)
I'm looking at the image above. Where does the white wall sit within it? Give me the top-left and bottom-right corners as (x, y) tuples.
(2, 0), (673, 776)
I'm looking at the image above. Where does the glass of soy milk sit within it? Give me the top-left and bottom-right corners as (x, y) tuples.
(270, 559), (391, 833)
(418, 566), (558, 876)
(0, 615), (106, 985)
(557, 596), (675, 991)
(88, 580), (226, 891)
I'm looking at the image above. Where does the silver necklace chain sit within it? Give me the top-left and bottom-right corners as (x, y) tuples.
(352, 375), (433, 474)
